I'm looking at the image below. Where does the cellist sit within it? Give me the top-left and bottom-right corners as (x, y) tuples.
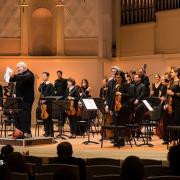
(65, 77), (80, 138)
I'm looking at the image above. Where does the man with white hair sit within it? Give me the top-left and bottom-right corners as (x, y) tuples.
(10, 62), (34, 138)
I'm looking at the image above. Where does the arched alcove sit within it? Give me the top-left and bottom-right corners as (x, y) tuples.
(31, 8), (54, 56)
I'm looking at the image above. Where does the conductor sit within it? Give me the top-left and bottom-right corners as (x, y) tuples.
(10, 62), (35, 138)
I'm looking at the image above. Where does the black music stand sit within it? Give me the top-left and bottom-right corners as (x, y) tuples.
(82, 98), (99, 145)
(138, 98), (160, 147)
(52, 100), (70, 139)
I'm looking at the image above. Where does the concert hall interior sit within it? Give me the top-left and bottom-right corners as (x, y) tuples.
(0, 0), (180, 179)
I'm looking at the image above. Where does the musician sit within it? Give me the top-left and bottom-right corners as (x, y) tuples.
(167, 67), (180, 145)
(106, 66), (119, 113)
(38, 72), (55, 137)
(54, 70), (67, 130)
(65, 77), (80, 138)
(159, 76), (169, 144)
(3, 82), (15, 97)
(10, 62), (34, 138)
(139, 68), (150, 97)
(79, 79), (92, 98)
(0, 84), (3, 109)
(129, 73), (146, 123)
(151, 74), (162, 97)
(99, 78), (108, 99)
(54, 70), (67, 97)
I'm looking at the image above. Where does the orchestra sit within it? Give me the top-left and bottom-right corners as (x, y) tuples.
(1, 62), (180, 147)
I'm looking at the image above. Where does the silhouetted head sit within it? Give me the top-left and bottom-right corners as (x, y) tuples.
(57, 142), (73, 158)
(121, 156), (144, 180)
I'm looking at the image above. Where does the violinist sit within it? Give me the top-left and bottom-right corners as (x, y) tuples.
(99, 78), (108, 99)
(65, 77), (80, 138)
(151, 74), (162, 97)
(167, 67), (180, 146)
(79, 79), (92, 98)
(159, 76), (169, 144)
(38, 72), (55, 137)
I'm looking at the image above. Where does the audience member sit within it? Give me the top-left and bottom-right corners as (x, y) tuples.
(7, 152), (27, 173)
(120, 156), (144, 180)
(51, 141), (86, 180)
(168, 144), (180, 176)
(0, 144), (14, 163)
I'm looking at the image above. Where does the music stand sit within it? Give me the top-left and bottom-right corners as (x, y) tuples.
(138, 99), (155, 147)
(52, 100), (70, 139)
(82, 98), (99, 145)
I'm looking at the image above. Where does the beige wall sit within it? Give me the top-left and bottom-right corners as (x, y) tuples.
(156, 9), (180, 54)
(119, 9), (180, 57)
(0, 56), (103, 124)
(120, 23), (155, 57)
(0, 38), (20, 55)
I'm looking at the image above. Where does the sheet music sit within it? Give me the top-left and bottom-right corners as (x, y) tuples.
(82, 99), (98, 110)
(142, 100), (154, 111)
(4, 67), (13, 83)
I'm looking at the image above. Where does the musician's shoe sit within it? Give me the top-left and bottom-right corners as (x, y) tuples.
(49, 134), (54, 137)
(69, 134), (76, 139)
(24, 133), (32, 139)
(43, 133), (49, 137)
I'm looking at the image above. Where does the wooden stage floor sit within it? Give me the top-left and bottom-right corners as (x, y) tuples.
(0, 129), (169, 163)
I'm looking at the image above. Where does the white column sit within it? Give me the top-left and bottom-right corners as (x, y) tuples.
(19, 0), (29, 56)
(56, 1), (65, 56)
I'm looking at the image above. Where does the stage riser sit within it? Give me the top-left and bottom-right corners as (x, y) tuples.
(0, 137), (54, 146)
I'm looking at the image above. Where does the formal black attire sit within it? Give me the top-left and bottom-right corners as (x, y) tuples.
(106, 78), (116, 111)
(152, 83), (162, 97)
(0, 85), (3, 107)
(54, 78), (67, 97)
(141, 74), (150, 97)
(159, 85), (169, 143)
(169, 80), (180, 141)
(129, 82), (146, 123)
(10, 69), (34, 134)
(65, 86), (80, 136)
(38, 82), (55, 136)
(50, 156), (87, 180)
(54, 78), (67, 127)
(99, 87), (108, 99)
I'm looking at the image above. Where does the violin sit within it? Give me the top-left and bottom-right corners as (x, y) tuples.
(41, 103), (49, 120)
(114, 84), (122, 112)
(67, 99), (77, 116)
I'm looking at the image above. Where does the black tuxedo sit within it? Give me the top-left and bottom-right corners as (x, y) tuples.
(10, 69), (35, 134)
(54, 78), (67, 96)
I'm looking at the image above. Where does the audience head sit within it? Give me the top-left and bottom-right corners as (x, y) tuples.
(168, 144), (180, 176)
(121, 156), (144, 180)
(7, 152), (27, 173)
(0, 145), (14, 162)
(57, 142), (73, 159)
(17, 62), (27, 74)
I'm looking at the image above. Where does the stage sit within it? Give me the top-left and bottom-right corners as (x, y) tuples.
(0, 129), (169, 165)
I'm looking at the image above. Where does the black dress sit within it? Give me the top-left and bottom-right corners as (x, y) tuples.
(152, 83), (162, 97)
